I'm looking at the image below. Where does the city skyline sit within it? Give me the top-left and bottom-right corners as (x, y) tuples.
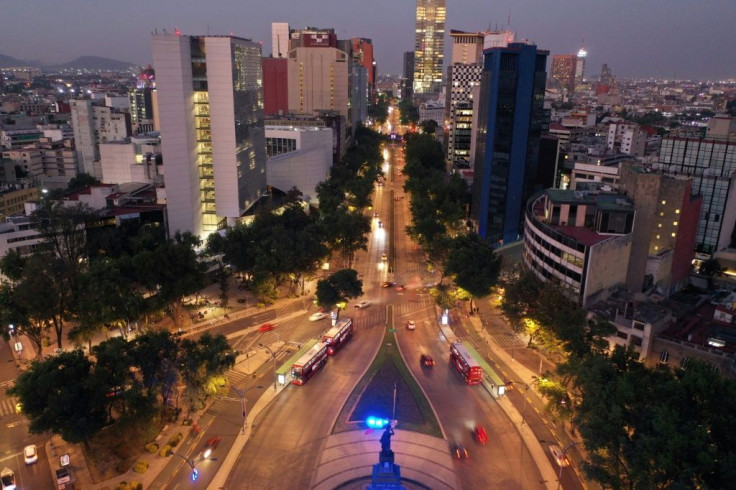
(0, 0), (734, 81)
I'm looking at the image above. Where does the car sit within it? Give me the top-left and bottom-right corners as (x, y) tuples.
(420, 354), (435, 367)
(373, 211), (379, 218)
(381, 253), (388, 262)
(474, 426), (488, 445)
(378, 220), (383, 228)
(406, 320), (416, 330)
(23, 444), (37, 465)
(395, 284), (406, 291)
(451, 443), (469, 460)
(309, 312), (328, 321)
(381, 281), (395, 288)
(258, 323), (277, 333)
(354, 300), (372, 309)
(1, 467), (15, 490)
(548, 444), (570, 467)
(14, 402), (22, 414)
(205, 436), (222, 450)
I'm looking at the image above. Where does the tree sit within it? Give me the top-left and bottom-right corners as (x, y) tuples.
(398, 99), (419, 125)
(445, 233), (502, 311)
(316, 268), (363, 317)
(129, 330), (180, 412)
(178, 333), (236, 415)
(419, 119), (438, 134)
(8, 350), (107, 446)
(326, 208), (370, 268)
(133, 232), (206, 328)
(92, 337), (137, 420)
(66, 172), (99, 191)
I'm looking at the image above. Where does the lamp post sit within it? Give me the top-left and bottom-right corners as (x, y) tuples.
(170, 450), (217, 482)
(258, 343), (278, 392)
(555, 441), (580, 490)
(229, 385), (263, 434)
(521, 376), (541, 426)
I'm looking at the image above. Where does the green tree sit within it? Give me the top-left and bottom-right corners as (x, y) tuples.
(446, 233), (502, 311)
(178, 333), (235, 415)
(398, 99), (419, 125)
(316, 268), (363, 317)
(92, 337), (137, 420)
(419, 119), (438, 134)
(133, 232), (206, 328)
(8, 350), (107, 446)
(129, 330), (180, 411)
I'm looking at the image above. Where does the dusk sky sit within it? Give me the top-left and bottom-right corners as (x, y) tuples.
(1, 0), (734, 80)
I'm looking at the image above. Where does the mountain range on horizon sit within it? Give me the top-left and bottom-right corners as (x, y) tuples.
(0, 53), (140, 72)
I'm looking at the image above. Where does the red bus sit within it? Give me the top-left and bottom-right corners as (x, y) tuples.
(450, 342), (483, 385)
(322, 319), (354, 355)
(291, 341), (328, 385)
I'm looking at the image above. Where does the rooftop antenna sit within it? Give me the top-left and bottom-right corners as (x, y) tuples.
(508, 11), (511, 26)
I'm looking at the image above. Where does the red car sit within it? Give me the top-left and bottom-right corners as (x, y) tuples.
(420, 354), (435, 367)
(258, 323), (277, 333)
(395, 284), (406, 291)
(474, 425), (488, 444)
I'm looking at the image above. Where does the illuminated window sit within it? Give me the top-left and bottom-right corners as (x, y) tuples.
(675, 209), (680, 214)
(660, 212), (664, 217)
(658, 223), (662, 228)
(656, 235), (660, 239)
(673, 221), (678, 226)
(661, 200), (666, 205)
(671, 233), (676, 237)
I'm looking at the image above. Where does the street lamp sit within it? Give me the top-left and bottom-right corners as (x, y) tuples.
(229, 385), (263, 434)
(170, 450), (217, 482)
(521, 376), (542, 426)
(258, 343), (278, 392)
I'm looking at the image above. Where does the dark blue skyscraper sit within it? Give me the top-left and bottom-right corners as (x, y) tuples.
(471, 42), (550, 244)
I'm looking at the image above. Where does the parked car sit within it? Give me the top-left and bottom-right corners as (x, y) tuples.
(355, 300), (372, 309)
(309, 312), (328, 321)
(420, 354), (435, 367)
(23, 445), (37, 465)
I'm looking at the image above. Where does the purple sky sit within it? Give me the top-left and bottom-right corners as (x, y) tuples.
(1, 0), (734, 80)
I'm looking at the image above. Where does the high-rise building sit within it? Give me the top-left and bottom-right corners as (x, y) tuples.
(152, 33), (267, 238)
(471, 42), (550, 244)
(272, 22), (290, 58)
(413, 0), (446, 95)
(576, 45), (587, 83)
(402, 51), (415, 99)
(446, 30), (514, 168)
(70, 99), (131, 179)
(351, 38), (376, 99)
(550, 54), (577, 97)
(262, 57), (288, 116)
(600, 63), (614, 85)
(657, 117), (736, 255)
(286, 27), (349, 123)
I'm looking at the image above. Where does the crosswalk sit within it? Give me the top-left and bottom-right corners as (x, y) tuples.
(0, 397), (18, 418)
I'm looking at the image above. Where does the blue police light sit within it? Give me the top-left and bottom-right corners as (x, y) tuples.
(191, 468), (199, 481)
(366, 416), (390, 429)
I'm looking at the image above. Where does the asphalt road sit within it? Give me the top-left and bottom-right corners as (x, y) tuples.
(0, 339), (55, 490)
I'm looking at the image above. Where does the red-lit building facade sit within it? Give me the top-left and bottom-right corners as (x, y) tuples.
(262, 57), (288, 116)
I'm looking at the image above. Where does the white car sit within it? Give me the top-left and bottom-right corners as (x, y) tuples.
(0, 467), (15, 490)
(309, 312), (328, 321)
(381, 253), (388, 261)
(24, 444), (38, 465)
(548, 444), (569, 467)
(354, 300), (372, 309)
(406, 320), (416, 330)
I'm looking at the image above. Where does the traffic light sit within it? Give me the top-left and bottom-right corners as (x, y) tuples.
(191, 468), (199, 481)
(366, 416), (390, 429)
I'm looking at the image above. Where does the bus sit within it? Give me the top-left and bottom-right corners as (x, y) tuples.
(291, 341), (329, 385)
(450, 342), (483, 385)
(322, 319), (354, 355)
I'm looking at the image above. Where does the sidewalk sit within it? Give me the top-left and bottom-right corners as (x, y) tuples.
(7, 293), (307, 490)
(461, 303), (590, 490)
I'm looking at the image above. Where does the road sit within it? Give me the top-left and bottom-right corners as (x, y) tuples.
(0, 339), (55, 490)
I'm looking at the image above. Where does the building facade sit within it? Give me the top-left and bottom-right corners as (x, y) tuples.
(523, 189), (635, 306)
(657, 119), (736, 255)
(286, 28), (350, 123)
(413, 0), (446, 95)
(550, 54), (577, 98)
(471, 42), (550, 244)
(152, 33), (267, 238)
(262, 57), (289, 116)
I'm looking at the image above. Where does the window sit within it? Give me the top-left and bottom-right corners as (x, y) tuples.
(659, 351), (669, 364)
(630, 335), (642, 347)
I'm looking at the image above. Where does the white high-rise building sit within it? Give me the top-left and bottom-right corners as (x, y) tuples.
(152, 33), (267, 239)
(272, 22), (290, 58)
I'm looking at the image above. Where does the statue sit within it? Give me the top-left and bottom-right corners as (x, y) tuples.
(380, 426), (394, 453)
